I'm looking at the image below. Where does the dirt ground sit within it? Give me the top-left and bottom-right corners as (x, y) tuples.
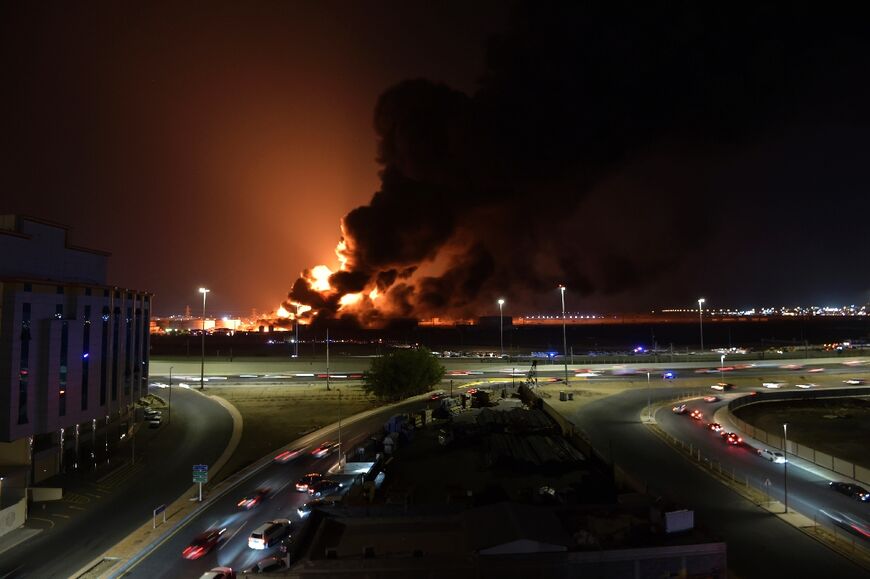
(734, 397), (870, 468)
(205, 383), (380, 481)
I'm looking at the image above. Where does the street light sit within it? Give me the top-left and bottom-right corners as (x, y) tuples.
(783, 422), (789, 513)
(198, 288), (210, 390)
(559, 285), (569, 387)
(646, 371), (651, 423)
(697, 298), (706, 354)
(720, 354), (725, 382)
(337, 388), (342, 468)
(168, 366), (174, 425)
(497, 299), (505, 358)
(294, 304), (300, 358)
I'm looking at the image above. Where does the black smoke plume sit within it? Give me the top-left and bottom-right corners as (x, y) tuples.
(288, 1), (870, 323)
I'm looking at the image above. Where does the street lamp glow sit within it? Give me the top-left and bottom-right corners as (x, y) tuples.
(199, 287), (210, 390)
(697, 297), (706, 353)
(497, 299), (505, 358)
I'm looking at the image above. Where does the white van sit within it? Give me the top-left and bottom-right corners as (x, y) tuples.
(248, 519), (291, 550)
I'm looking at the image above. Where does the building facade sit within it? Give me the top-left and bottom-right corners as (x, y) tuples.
(0, 215), (151, 482)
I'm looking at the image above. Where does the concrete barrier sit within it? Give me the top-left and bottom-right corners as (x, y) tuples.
(856, 465), (870, 486)
(0, 497), (26, 539)
(28, 487), (63, 502)
(833, 456), (854, 478)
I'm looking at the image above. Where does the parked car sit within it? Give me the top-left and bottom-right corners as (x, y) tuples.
(295, 473), (323, 493)
(245, 556), (287, 574)
(757, 448), (786, 463)
(308, 479), (343, 498)
(830, 482), (870, 502)
(182, 528), (225, 559)
(199, 567), (235, 579)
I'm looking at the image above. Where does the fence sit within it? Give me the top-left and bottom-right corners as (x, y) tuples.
(727, 386), (870, 486)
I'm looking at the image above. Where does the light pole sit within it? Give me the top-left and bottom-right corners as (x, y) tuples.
(337, 388), (342, 467)
(325, 328), (330, 392)
(559, 285), (569, 387)
(198, 288), (210, 390)
(168, 366), (174, 425)
(720, 354), (725, 383)
(646, 371), (651, 422)
(497, 299), (505, 358)
(783, 422), (789, 513)
(697, 298), (706, 354)
(294, 305), (300, 358)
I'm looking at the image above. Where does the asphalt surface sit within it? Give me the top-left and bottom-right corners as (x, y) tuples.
(0, 387), (233, 579)
(563, 387), (869, 578)
(658, 395), (870, 542)
(121, 398), (425, 579)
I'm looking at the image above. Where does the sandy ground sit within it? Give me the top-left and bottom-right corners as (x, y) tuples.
(203, 383), (380, 481)
(734, 397), (870, 468)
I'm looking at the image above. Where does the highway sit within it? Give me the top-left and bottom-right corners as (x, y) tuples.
(560, 385), (869, 578)
(0, 387), (233, 579)
(119, 397), (425, 579)
(657, 393), (870, 541)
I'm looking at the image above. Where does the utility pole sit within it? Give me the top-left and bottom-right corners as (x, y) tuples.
(325, 328), (330, 391)
(559, 285), (569, 387)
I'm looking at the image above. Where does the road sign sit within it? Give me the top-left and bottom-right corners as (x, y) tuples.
(763, 478), (771, 487)
(193, 464), (208, 484)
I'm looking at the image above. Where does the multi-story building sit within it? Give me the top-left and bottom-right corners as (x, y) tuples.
(0, 215), (151, 483)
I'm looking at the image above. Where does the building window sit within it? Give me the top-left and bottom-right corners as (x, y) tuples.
(100, 306), (109, 406)
(59, 321), (69, 417)
(125, 307), (133, 398)
(82, 306), (91, 411)
(112, 306), (120, 401)
(18, 303), (31, 425)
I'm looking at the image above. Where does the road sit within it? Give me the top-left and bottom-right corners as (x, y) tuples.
(561, 386), (869, 578)
(119, 398), (424, 579)
(658, 394), (870, 540)
(0, 387), (233, 579)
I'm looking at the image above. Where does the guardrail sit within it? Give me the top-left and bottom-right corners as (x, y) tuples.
(726, 387), (870, 485)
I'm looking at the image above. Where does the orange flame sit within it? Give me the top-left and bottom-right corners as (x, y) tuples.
(308, 265), (333, 292)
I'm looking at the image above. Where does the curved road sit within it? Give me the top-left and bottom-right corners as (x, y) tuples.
(560, 387), (868, 578)
(0, 387), (232, 579)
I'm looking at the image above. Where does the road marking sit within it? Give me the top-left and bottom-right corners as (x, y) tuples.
(84, 493), (103, 499)
(220, 521), (247, 550)
(63, 492), (91, 504)
(275, 480), (290, 494)
(51, 514), (71, 519)
(67, 505), (86, 511)
(27, 517), (55, 529)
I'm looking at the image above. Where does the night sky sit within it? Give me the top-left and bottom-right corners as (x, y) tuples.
(4, 2), (869, 319)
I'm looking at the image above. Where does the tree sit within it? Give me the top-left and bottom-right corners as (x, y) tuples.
(362, 347), (445, 401)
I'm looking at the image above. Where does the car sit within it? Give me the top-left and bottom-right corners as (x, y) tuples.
(762, 382), (786, 389)
(830, 481), (870, 502)
(182, 528), (225, 559)
(429, 391), (446, 401)
(144, 408), (162, 418)
(199, 567), (236, 579)
(297, 498), (340, 519)
(703, 395), (720, 403)
(295, 473), (323, 493)
(147, 417), (162, 429)
(662, 371), (676, 380)
(237, 488), (270, 510)
(465, 388), (479, 395)
(795, 383), (816, 389)
(757, 448), (786, 463)
(311, 441), (340, 458)
(807, 367), (825, 373)
(672, 404), (687, 414)
(843, 379), (866, 385)
(689, 409), (703, 420)
(708, 422), (722, 432)
(724, 433), (743, 446)
(308, 479), (343, 498)
(710, 383), (734, 391)
(246, 556), (287, 574)
(274, 447), (304, 463)
(248, 519), (291, 550)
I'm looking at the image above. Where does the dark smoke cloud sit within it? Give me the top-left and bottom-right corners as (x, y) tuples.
(288, 1), (870, 322)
